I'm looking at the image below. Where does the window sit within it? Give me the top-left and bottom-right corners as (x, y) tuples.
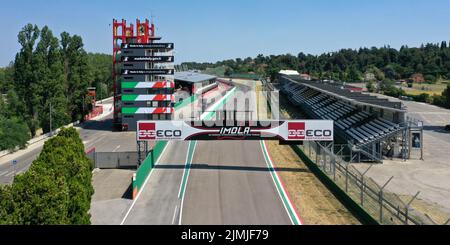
(152, 101), (159, 107)
(152, 114), (159, 120)
(124, 89), (134, 93)
(124, 115), (134, 119)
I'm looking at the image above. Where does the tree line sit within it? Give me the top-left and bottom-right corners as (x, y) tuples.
(0, 127), (94, 225)
(182, 41), (450, 82)
(0, 24), (112, 151)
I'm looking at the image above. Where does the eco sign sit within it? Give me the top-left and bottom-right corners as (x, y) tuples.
(137, 120), (334, 141)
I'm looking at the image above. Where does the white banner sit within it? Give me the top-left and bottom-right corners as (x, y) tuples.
(137, 120), (334, 141)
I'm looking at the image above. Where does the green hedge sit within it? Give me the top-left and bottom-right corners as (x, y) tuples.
(0, 127), (94, 225)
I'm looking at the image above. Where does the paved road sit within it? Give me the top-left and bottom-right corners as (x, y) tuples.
(0, 98), (137, 184)
(180, 81), (292, 225)
(181, 140), (292, 225)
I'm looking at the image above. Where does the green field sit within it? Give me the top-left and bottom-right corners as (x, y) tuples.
(402, 80), (449, 96)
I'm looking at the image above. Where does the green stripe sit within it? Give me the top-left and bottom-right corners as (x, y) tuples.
(178, 141), (198, 199)
(203, 87), (237, 120)
(122, 107), (139, 114)
(260, 141), (300, 225)
(122, 94), (139, 101)
(121, 82), (139, 89)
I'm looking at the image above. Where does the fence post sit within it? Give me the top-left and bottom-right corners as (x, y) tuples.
(94, 151), (97, 169)
(379, 176), (394, 224)
(308, 142), (311, 158)
(333, 157), (336, 181)
(152, 149), (156, 168)
(316, 143), (319, 165)
(360, 176), (364, 206)
(360, 165), (373, 206)
(405, 191), (421, 225)
(345, 164), (349, 192)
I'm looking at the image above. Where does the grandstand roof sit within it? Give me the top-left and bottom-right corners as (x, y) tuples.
(284, 76), (406, 112)
(174, 71), (217, 84)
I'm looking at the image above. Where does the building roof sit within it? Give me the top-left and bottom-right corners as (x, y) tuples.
(283, 75), (406, 112)
(174, 71), (217, 84)
(279, 70), (300, 76)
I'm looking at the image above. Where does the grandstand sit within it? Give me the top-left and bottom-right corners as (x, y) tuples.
(279, 74), (417, 163)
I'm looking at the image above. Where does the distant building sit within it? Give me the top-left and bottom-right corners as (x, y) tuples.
(345, 84), (365, 92)
(411, 73), (425, 83)
(174, 71), (218, 102)
(300, 73), (312, 81)
(279, 70), (300, 76)
(364, 72), (375, 81)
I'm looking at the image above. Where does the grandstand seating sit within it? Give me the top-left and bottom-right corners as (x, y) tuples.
(281, 81), (403, 146)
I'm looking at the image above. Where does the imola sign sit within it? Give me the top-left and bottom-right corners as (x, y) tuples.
(137, 120), (334, 141)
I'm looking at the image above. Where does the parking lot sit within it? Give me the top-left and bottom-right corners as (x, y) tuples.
(352, 94), (450, 223)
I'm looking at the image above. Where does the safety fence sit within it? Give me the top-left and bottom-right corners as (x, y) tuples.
(86, 150), (139, 169)
(295, 141), (450, 225)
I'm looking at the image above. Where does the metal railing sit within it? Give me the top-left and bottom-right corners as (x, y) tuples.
(299, 141), (449, 225)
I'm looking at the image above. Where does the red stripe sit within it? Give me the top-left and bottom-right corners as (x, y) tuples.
(85, 147), (96, 154)
(263, 141), (305, 225)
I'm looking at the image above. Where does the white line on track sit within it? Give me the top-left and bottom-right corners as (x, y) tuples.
(177, 141), (197, 225)
(112, 145), (121, 152)
(0, 171), (10, 177)
(172, 205), (179, 225)
(119, 142), (170, 225)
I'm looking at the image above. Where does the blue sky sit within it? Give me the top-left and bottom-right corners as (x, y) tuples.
(1, 0), (449, 66)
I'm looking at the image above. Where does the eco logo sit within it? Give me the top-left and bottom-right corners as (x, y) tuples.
(138, 122), (156, 140)
(288, 122), (305, 140)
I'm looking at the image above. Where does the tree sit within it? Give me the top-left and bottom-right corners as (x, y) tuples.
(0, 127), (94, 224)
(366, 80), (376, 92)
(0, 117), (30, 151)
(14, 24), (41, 137)
(224, 67), (233, 77)
(182, 40), (450, 86)
(61, 33), (92, 121)
(34, 26), (70, 133)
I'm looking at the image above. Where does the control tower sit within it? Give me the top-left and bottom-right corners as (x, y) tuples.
(113, 19), (175, 131)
